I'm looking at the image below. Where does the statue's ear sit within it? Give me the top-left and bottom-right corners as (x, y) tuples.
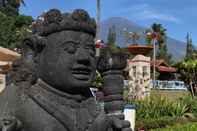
(22, 35), (46, 64)
(23, 35), (46, 54)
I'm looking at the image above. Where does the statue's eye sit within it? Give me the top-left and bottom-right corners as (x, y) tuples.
(85, 45), (95, 57)
(63, 42), (77, 54)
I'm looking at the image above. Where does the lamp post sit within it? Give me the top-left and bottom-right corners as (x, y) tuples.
(152, 36), (157, 88)
(146, 31), (158, 88)
(152, 32), (158, 88)
(96, 0), (101, 57)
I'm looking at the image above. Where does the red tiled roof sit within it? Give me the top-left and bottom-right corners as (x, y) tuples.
(151, 59), (176, 73)
(150, 59), (168, 67)
(157, 66), (177, 73)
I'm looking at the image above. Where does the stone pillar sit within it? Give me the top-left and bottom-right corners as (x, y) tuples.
(97, 53), (127, 115)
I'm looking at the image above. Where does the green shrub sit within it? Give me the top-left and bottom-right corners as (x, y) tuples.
(0, 11), (32, 49)
(135, 116), (197, 130)
(181, 96), (197, 117)
(151, 122), (197, 131)
(135, 117), (175, 130)
(92, 71), (104, 88)
(128, 95), (197, 130)
(129, 96), (189, 120)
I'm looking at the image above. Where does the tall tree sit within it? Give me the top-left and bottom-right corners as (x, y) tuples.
(0, 10), (32, 49)
(0, 0), (25, 16)
(185, 33), (194, 59)
(151, 23), (172, 63)
(175, 59), (197, 97)
(107, 25), (118, 52)
(192, 50), (197, 59)
(15, 0), (25, 5)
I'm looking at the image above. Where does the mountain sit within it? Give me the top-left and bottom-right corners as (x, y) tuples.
(100, 17), (186, 60)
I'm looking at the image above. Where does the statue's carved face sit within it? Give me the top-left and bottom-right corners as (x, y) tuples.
(37, 31), (96, 93)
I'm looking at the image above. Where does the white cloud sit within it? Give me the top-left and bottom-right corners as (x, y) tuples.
(138, 10), (181, 23)
(121, 3), (182, 23)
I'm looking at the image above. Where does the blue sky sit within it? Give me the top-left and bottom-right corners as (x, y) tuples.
(20, 0), (197, 45)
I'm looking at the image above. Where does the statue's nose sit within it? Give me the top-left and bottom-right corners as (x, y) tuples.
(75, 48), (90, 64)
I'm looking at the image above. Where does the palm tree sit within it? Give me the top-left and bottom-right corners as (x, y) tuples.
(151, 23), (167, 47)
(151, 23), (173, 63)
(145, 23), (167, 47)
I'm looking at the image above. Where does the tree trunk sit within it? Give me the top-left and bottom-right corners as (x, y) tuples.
(190, 81), (195, 98)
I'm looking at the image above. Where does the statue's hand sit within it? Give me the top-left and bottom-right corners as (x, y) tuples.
(0, 116), (22, 131)
(108, 114), (132, 131)
(92, 113), (132, 131)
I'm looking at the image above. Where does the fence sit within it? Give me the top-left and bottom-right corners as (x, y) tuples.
(153, 80), (187, 90)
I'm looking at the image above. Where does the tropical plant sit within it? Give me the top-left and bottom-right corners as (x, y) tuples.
(132, 95), (197, 130)
(129, 96), (189, 120)
(185, 33), (197, 60)
(92, 71), (104, 88)
(107, 25), (120, 53)
(181, 96), (197, 116)
(0, 0), (25, 16)
(0, 11), (32, 49)
(151, 122), (197, 131)
(175, 59), (197, 97)
(146, 23), (172, 63)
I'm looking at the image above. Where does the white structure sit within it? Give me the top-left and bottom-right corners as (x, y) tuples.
(0, 74), (5, 93)
(124, 105), (136, 131)
(0, 47), (21, 93)
(126, 55), (151, 100)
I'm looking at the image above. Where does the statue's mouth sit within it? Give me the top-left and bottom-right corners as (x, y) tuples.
(72, 67), (91, 80)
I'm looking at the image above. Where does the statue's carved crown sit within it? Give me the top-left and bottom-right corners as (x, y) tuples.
(32, 9), (96, 36)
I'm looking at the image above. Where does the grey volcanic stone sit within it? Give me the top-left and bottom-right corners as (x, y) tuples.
(0, 9), (131, 131)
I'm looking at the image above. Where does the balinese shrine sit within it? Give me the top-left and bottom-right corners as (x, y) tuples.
(125, 44), (153, 100)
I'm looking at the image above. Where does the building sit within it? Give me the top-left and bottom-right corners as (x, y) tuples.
(0, 47), (21, 92)
(150, 59), (187, 90)
(125, 44), (153, 100)
(150, 59), (176, 80)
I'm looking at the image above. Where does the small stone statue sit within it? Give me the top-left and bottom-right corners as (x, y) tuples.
(0, 9), (131, 131)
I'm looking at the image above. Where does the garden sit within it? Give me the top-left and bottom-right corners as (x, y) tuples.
(126, 92), (197, 130)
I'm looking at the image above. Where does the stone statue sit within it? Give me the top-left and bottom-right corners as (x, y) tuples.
(0, 9), (131, 131)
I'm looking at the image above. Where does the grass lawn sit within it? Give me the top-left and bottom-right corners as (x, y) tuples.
(151, 123), (197, 131)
